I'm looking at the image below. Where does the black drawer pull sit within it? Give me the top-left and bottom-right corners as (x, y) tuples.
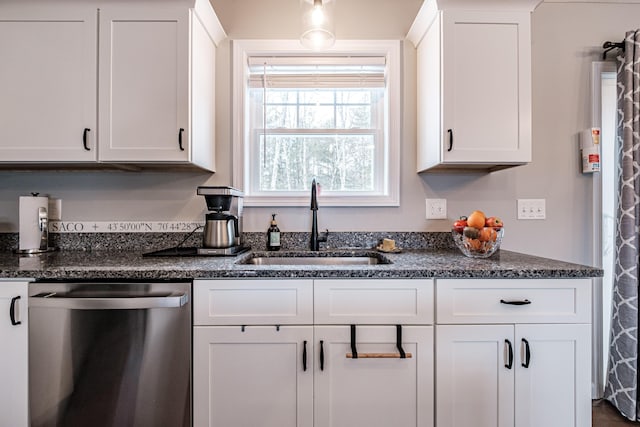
(9, 296), (21, 326)
(500, 299), (531, 306)
(320, 340), (324, 371)
(447, 129), (453, 151)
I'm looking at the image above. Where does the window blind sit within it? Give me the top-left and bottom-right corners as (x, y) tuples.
(247, 56), (386, 89)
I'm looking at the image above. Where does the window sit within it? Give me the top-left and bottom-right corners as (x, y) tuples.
(233, 40), (400, 207)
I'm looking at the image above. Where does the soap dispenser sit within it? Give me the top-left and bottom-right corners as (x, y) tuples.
(267, 213), (281, 251)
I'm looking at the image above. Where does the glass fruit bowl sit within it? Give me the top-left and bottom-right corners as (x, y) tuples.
(451, 226), (504, 258)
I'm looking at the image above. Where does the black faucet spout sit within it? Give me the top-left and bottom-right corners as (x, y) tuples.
(310, 179), (327, 251)
(311, 178), (318, 211)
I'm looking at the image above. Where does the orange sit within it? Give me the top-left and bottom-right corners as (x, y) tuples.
(478, 227), (496, 242)
(468, 239), (482, 250)
(467, 211), (486, 229)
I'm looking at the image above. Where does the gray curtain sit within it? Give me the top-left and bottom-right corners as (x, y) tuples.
(604, 29), (640, 421)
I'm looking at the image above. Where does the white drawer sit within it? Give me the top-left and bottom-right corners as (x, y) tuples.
(193, 279), (313, 325)
(314, 279), (434, 325)
(436, 278), (592, 324)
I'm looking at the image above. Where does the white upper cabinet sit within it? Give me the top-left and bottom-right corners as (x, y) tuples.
(99, 1), (223, 170)
(407, 0), (540, 172)
(0, 5), (97, 162)
(98, 6), (191, 165)
(0, 0), (225, 171)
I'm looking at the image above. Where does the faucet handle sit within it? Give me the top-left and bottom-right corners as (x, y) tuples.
(319, 229), (329, 243)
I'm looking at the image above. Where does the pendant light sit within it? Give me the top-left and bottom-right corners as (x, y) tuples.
(300, 0), (335, 50)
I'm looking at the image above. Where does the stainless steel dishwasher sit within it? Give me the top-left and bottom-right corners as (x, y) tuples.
(28, 281), (191, 427)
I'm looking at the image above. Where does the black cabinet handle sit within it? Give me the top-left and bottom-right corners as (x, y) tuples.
(396, 324), (407, 359)
(9, 296), (21, 326)
(447, 129), (453, 151)
(83, 128), (91, 151)
(320, 340), (324, 371)
(504, 339), (513, 369)
(350, 324), (358, 359)
(500, 299), (531, 306)
(522, 338), (531, 368)
(178, 128), (185, 151)
(302, 340), (307, 372)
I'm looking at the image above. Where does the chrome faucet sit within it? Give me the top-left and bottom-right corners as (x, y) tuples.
(310, 179), (328, 251)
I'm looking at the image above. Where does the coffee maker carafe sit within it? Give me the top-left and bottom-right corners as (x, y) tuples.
(204, 211), (239, 248)
(197, 186), (247, 255)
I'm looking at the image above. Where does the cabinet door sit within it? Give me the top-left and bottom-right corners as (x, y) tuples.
(515, 324), (591, 427)
(0, 282), (28, 427)
(0, 6), (97, 162)
(436, 324), (514, 427)
(98, 6), (189, 163)
(314, 325), (433, 427)
(441, 11), (531, 165)
(193, 325), (313, 427)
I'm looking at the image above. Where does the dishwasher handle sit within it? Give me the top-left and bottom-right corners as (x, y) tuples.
(29, 292), (189, 310)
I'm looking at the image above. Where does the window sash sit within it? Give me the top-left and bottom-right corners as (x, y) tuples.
(248, 85), (385, 195)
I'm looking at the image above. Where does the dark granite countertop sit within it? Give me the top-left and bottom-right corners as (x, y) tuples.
(0, 248), (603, 281)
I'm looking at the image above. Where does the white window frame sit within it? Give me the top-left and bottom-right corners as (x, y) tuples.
(232, 39), (401, 207)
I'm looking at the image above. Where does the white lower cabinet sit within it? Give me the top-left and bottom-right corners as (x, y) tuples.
(193, 278), (591, 427)
(193, 325), (313, 427)
(435, 279), (592, 427)
(193, 279), (315, 427)
(193, 278), (434, 427)
(0, 281), (28, 427)
(436, 324), (514, 427)
(514, 324), (591, 427)
(314, 325), (433, 427)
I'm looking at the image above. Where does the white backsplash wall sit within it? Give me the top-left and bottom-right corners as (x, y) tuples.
(1, 1), (639, 267)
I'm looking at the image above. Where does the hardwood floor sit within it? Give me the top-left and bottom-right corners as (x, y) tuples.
(593, 399), (639, 426)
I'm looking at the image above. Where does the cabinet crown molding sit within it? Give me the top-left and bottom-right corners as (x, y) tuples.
(406, 0), (542, 47)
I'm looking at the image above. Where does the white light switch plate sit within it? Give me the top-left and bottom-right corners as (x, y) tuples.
(426, 199), (447, 219)
(517, 199), (546, 220)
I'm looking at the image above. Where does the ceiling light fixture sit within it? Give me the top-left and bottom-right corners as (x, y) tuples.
(300, 0), (335, 50)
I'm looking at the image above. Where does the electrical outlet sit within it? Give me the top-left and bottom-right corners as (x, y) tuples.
(517, 199), (546, 220)
(426, 198), (447, 219)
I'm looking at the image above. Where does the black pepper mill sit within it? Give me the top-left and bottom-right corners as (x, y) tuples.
(267, 213), (281, 251)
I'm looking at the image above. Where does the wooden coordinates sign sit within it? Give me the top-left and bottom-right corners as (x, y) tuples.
(49, 221), (203, 233)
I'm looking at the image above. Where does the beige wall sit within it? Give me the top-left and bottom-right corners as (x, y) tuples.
(0, 1), (636, 265)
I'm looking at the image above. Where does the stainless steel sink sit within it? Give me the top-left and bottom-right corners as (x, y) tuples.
(237, 252), (391, 266)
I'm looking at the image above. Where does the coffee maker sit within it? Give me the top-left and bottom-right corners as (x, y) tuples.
(196, 186), (248, 255)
